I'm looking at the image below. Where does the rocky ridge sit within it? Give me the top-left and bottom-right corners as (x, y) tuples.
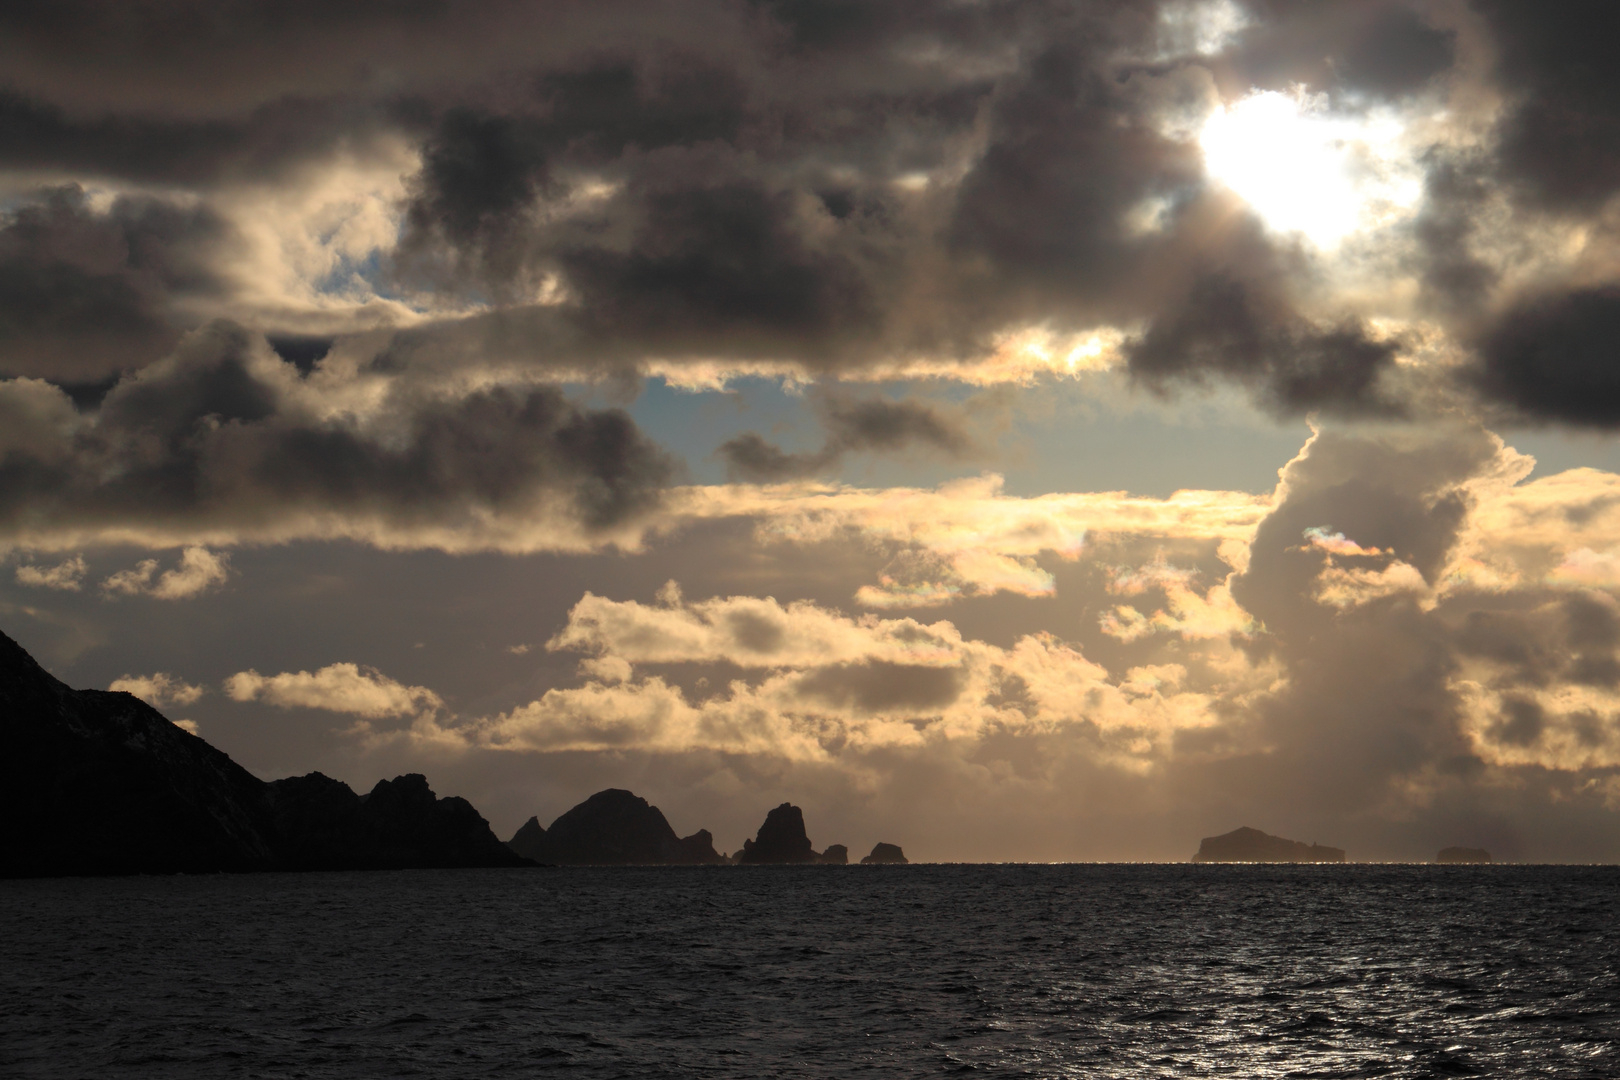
(0, 627), (527, 877)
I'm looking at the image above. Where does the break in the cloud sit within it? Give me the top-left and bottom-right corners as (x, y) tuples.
(224, 663), (442, 720)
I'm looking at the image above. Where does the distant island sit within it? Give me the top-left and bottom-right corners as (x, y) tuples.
(1192, 826), (1346, 863)
(1437, 846), (1491, 864)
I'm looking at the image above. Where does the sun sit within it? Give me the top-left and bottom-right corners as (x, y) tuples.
(1199, 90), (1420, 250)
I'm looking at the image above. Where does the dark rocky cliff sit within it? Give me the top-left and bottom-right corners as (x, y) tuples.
(507, 788), (723, 864)
(1191, 826), (1346, 863)
(269, 772), (528, 870)
(1, 627), (527, 877)
(2, 628), (278, 876)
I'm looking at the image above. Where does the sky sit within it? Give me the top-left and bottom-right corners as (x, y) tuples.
(4, 0), (1620, 861)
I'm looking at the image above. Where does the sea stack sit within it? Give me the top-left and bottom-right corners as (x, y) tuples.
(818, 844), (849, 864)
(1436, 846), (1491, 864)
(1191, 826), (1345, 863)
(861, 842), (908, 864)
(738, 802), (819, 863)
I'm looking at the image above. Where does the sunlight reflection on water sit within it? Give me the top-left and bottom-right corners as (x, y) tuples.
(3, 864), (1616, 1077)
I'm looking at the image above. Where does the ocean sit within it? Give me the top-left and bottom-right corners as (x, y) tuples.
(2, 864), (1615, 1077)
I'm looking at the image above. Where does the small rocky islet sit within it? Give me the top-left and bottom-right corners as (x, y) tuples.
(508, 793), (907, 866)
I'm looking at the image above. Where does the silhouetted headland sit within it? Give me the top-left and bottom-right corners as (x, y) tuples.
(0, 626), (527, 877)
(504, 788), (723, 864)
(1192, 826), (1346, 863)
(1437, 846), (1492, 864)
(861, 842), (908, 864)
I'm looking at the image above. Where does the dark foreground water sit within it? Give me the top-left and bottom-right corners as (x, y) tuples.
(2, 865), (1616, 1078)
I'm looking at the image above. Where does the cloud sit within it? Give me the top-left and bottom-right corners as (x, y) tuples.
(224, 663), (442, 718)
(0, 1), (1603, 428)
(1471, 0), (1620, 212)
(101, 547), (231, 599)
(1472, 287), (1620, 427)
(677, 472), (1272, 608)
(109, 671), (205, 708)
(14, 554), (86, 590)
(0, 321), (676, 555)
(455, 590), (1264, 766)
(0, 185), (227, 382)
(1126, 271), (1404, 417)
(719, 391), (973, 481)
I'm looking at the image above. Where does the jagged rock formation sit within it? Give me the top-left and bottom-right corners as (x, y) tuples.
(738, 802), (818, 864)
(818, 844), (848, 865)
(1437, 846), (1491, 864)
(861, 842), (908, 864)
(507, 816), (551, 863)
(1191, 826), (1346, 863)
(269, 772), (527, 870)
(0, 626), (527, 877)
(506, 789), (723, 864)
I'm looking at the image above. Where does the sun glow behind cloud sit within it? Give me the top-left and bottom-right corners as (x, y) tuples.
(1199, 90), (1422, 249)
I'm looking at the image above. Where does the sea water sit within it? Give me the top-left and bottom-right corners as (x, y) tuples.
(2, 864), (1615, 1077)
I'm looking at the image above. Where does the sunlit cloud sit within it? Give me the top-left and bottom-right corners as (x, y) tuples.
(110, 672), (206, 708)
(436, 591), (1274, 768)
(224, 663), (442, 719)
(100, 547), (232, 600)
(14, 555), (87, 591)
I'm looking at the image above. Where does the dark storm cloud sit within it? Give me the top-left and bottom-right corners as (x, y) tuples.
(0, 185), (227, 381)
(719, 392), (971, 481)
(1126, 271), (1403, 417)
(0, 88), (365, 188)
(1409, 160), (1498, 314)
(1210, 1), (1455, 102)
(0, 322), (675, 547)
(0, 0), (1609, 425)
(1471, 287), (1620, 427)
(947, 35), (1202, 295)
(1471, 0), (1620, 212)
